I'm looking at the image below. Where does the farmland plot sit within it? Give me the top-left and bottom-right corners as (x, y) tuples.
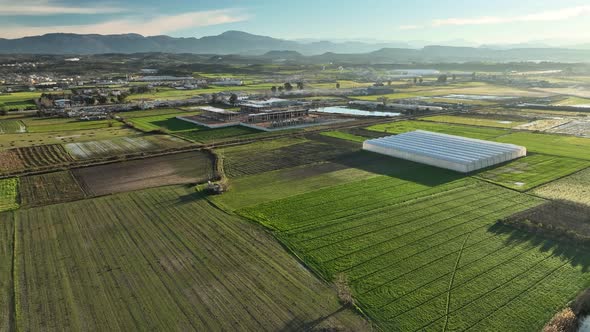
(475, 154), (590, 191)
(177, 126), (262, 144)
(73, 152), (214, 196)
(0, 213), (14, 332)
(220, 135), (360, 178)
(367, 120), (509, 140)
(532, 167), (590, 206)
(241, 177), (590, 331)
(0, 127), (139, 150)
(128, 113), (200, 133)
(546, 120), (590, 137)
(64, 135), (187, 160)
(494, 132), (590, 160)
(0, 120), (27, 134)
(19, 171), (86, 208)
(0, 178), (19, 212)
(10, 186), (368, 331)
(421, 115), (528, 128)
(24, 118), (123, 133)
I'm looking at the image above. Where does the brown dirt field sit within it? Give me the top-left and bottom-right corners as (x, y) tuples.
(0, 149), (25, 172)
(72, 152), (215, 196)
(502, 200), (590, 245)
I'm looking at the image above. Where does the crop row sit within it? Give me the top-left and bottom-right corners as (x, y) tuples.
(0, 120), (27, 134)
(10, 186), (365, 331)
(0, 178), (19, 212)
(242, 176), (590, 331)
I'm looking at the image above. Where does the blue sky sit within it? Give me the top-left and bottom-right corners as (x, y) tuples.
(1, 0), (589, 45)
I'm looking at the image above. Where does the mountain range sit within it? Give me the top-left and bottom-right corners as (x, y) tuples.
(1, 31), (590, 63)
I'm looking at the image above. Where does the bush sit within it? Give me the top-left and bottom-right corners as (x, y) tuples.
(543, 308), (578, 332)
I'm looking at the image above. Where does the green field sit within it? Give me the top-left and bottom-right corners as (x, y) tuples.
(475, 154), (590, 191)
(368, 120), (509, 140)
(495, 132), (590, 160)
(0, 127), (139, 149)
(23, 118), (123, 133)
(177, 126), (262, 144)
(64, 135), (188, 160)
(115, 107), (194, 119)
(4, 186), (367, 330)
(240, 176), (590, 331)
(421, 115), (528, 129)
(0, 120), (27, 134)
(0, 213), (13, 332)
(127, 84), (275, 101)
(128, 113), (201, 133)
(532, 167), (590, 206)
(0, 91), (40, 110)
(0, 178), (19, 212)
(320, 131), (367, 143)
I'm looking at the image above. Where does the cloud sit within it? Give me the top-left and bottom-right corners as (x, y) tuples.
(0, 0), (125, 15)
(0, 9), (249, 38)
(433, 5), (590, 27)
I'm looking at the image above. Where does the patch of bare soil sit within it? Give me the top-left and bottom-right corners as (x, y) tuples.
(73, 151), (214, 196)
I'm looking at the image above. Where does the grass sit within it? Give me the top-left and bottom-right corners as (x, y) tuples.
(0, 120), (27, 134)
(64, 135), (188, 160)
(475, 154), (590, 191)
(421, 115), (528, 129)
(7, 185), (367, 331)
(23, 118), (123, 133)
(532, 167), (590, 206)
(0, 178), (19, 212)
(0, 91), (40, 110)
(368, 120), (509, 140)
(240, 176), (590, 331)
(320, 131), (367, 143)
(127, 113), (201, 133)
(19, 171), (86, 208)
(494, 132), (590, 160)
(553, 96), (590, 106)
(115, 107), (196, 119)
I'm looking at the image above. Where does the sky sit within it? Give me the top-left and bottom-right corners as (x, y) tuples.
(1, 0), (590, 45)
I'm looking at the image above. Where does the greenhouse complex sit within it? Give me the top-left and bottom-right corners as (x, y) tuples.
(363, 130), (527, 173)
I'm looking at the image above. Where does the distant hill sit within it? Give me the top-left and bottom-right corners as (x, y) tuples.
(1, 31), (590, 62)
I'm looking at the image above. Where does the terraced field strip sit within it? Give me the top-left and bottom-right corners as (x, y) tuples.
(532, 167), (590, 206)
(0, 120), (27, 134)
(64, 135), (187, 160)
(420, 115), (528, 129)
(241, 177), (590, 331)
(10, 186), (367, 331)
(367, 120), (509, 140)
(475, 154), (590, 191)
(0, 177), (19, 212)
(14, 144), (74, 167)
(220, 135), (360, 178)
(19, 171), (86, 208)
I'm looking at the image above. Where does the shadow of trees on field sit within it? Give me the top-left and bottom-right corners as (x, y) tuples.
(488, 223), (590, 272)
(331, 150), (465, 187)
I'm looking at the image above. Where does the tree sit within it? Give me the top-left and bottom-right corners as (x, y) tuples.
(229, 93), (238, 105)
(378, 97), (389, 107)
(97, 95), (108, 104)
(210, 93), (218, 104)
(284, 82), (293, 91)
(336, 82), (341, 89)
(278, 86), (284, 92)
(452, 74), (457, 81)
(413, 77), (418, 84)
(419, 78), (424, 84)
(437, 75), (448, 83)
(296, 82), (304, 90)
(387, 80), (392, 86)
(271, 86), (277, 94)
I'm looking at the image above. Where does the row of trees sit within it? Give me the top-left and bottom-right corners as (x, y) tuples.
(270, 82), (305, 94)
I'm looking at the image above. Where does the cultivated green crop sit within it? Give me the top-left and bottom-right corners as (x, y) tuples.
(128, 113), (201, 133)
(532, 167), (590, 206)
(421, 115), (528, 128)
(0, 120), (27, 134)
(177, 126), (261, 144)
(241, 177), (590, 331)
(320, 131), (367, 143)
(494, 132), (590, 160)
(19, 171), (86, 208)
(0, 178), (19, 212)
(476, 154), (590, 191)
(8, 186), (367, 330)
(368, 120), (508, 140)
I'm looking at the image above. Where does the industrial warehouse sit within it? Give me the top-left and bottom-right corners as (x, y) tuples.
(363, 130), (527, 173)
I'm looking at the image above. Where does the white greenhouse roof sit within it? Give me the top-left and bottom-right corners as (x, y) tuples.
(363, 130), (526, 173)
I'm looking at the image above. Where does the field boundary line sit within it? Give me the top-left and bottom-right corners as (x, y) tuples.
(443, 232), (472, 332)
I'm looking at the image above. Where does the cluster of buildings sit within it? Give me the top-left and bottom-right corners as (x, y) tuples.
(179, 98), (346, 132)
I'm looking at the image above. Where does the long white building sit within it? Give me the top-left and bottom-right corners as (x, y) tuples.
(363, 130), (526, 173)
